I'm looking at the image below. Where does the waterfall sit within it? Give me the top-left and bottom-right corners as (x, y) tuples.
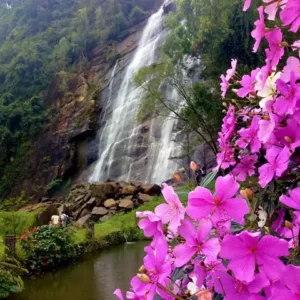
(89, 3), (179, 184)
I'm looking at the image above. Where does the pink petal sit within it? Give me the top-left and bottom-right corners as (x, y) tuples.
(162, 184), (182, 207)
(178, 218), (197, 245)
(155, 204), (172, 224)
(215, 175), (239, 201)
(258, 163), (275, 188)
(257, 235), (289, 257)
(219, 234), (250, 259)
(173, 243), (197, 267)
(280, 195), (300, 210)
(227, 254), (256, 282)
(256, 254), (286, 281)
(247, 273), (270, 293)
(187, 187), (214, 220)
(201, 238), (221, 261)
(196, 217), (213, 242)
(221, 197), (250, 225)
(283, 264), (300, 294)
(114, 289), (124, 300)
(243, 0), (253, 11)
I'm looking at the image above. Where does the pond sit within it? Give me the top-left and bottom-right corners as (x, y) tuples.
(9, 241), (148, 300)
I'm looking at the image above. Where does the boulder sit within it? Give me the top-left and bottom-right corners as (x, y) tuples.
(77, 214), (92, 226)
(141, 184), (161, 196)
(83, 198), (97, 210)
(90, 182), (119, 200)
(118, 199), (134, 209)
(163, 2), (177, 14)
(91, 207), (108, 216)
(138, 193), (153, 203)
(71, 182), (90, 191)
(79, 208), (92, 218)
(83, 191), (92, 203)
(74, 194), (85, 202)
(37, 204), (58, 226)
(104, 199), (116, 208)
(121, 184), (137, 195)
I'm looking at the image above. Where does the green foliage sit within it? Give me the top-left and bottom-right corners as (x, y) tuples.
(0, 191), (29, 211)
(0, 255), (25, 298)
(20, 225), (77, 272)
(46, 178), (63, 192)
(164, 0), (264, 79)
(0, 211), (38, 236)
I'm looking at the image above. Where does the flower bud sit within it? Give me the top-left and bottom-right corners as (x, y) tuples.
(173, 173), (182, 182)
(222, 102), (227, 108)
(284, 136), (293, 143)
(179, 167), (186, 174)
(190, 161), (198, 172)
(285, 220), (293, 230)
(281, 41), (290, 47)
(240, 188), (254, 200)
(138, 265), (146, 273)
(137, 273), (151, 283)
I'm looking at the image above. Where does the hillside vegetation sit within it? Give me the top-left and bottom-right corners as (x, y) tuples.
(0, 0), (157, 196)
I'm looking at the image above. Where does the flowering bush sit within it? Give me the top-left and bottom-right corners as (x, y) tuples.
(114, 0), (300, 299)
(20, 226), (77, 272)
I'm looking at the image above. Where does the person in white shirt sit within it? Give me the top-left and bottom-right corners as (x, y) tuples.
(50, 215), (60, 227)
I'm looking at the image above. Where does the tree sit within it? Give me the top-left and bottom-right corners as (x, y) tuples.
(134, 58), (222, 155)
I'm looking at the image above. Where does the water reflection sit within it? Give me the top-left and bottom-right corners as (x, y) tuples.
(10, 241), (148, 300)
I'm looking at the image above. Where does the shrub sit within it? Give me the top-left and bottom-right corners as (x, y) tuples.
(0, 255), (26, 298)
(20, 226), (77, 272)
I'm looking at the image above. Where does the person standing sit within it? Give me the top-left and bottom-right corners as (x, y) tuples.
(60, 212), (69, 227)
(50, 214), (60, 227)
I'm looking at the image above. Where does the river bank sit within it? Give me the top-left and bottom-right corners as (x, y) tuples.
(9, 241), (149, 300)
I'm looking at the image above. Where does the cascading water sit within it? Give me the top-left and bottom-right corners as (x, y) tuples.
(89, 3), (179, 184)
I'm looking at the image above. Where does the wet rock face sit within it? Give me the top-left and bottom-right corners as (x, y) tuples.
(52, 181), (162, 225)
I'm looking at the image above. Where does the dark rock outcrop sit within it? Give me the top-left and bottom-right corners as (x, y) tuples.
(163, 2), (176, 14)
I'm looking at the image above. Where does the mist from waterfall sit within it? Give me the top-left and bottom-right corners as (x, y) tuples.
(89, 3), (179, 184)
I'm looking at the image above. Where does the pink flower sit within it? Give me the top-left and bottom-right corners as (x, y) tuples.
(269, 265), (300, 299)
(275, 118), (300, 151)
(220, 74), (229, 98)
(280, 187), (300, 210)
(257, 49), (273, 89)
(258, 112), (277, 144)
(274, 72), (300, 115)
(280, 0), (300, 32)
(237, 68), (260, 98)
(154, 183), (185, 234)
(281, 57), (300, 83)
(220, 104), (236, 142)
(263, 0), (287, 20)
(232, 154), (258, 182)
(136, 211), (163, 238)
(215, 141), (236, 170)
(190, 259), (226, 290)
(136, 236), (172, 299)
(173, 218), (220, 267)
(258, 146), (290, 188)
(219, 231), (289, 282)
(243, 0), (253, 11)
(214, 271), (269, 299)
(225, 59), (237, 81)
(251, 6), (266, 52)
(265, 28), (284, 68)
(236, 116), (261, 152)
(187, 175), (249, 225)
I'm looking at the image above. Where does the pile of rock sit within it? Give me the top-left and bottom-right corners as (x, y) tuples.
(58, 182), (161, 226)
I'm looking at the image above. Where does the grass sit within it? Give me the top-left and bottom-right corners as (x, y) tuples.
(94, 196), (163, 239)
(0, 211), (39, 236)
